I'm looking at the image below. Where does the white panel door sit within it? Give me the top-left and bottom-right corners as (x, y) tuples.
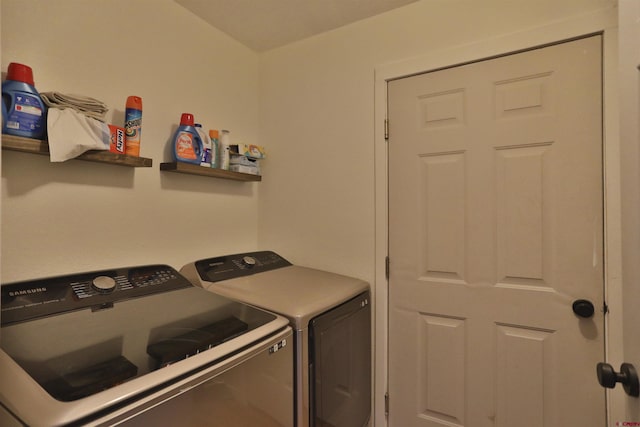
(388, 36), (604, 426)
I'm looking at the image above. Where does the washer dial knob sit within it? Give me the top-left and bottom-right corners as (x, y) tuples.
(242, 256), (257, 268)
(92, 276), (117, 293)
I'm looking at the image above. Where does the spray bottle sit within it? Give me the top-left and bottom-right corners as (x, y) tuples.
(124, 96), (142, 156)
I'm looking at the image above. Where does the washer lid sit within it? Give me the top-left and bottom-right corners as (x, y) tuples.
(0, 265), (288, 426)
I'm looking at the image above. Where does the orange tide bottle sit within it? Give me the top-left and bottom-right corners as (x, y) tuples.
(124, 96), (142, 156)
(172, 113), (202, 164)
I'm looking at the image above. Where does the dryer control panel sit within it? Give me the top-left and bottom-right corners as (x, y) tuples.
(195, 251), (292, 283)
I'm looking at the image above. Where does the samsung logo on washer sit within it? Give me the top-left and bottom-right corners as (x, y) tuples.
(8, 287), (47, 297)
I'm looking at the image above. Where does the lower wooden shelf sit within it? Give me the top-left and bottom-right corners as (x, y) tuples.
(160, 162), (262, 182)
(1, 134), (153, 167)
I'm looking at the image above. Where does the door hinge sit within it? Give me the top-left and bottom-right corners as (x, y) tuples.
(384, 118), (389, 141)
(385, 256), (390, 280)
(385, 392), (389, 417)
(603, 301), (609, 315)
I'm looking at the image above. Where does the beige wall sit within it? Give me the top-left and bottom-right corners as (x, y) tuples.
(257, 0), (617, 283)
(1, 0), (260, 281)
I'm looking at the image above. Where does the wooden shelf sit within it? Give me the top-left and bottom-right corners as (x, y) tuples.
(160, 162), (262, 182)
(1, 134), (153, 167)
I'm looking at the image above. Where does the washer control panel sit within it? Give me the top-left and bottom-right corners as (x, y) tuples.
(69, 267), (179, 300)
(1, 265), (190, 325)
(195, 251), (292, 283)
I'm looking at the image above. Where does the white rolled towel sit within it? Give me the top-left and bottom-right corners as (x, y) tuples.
(40, 92), (109, 122)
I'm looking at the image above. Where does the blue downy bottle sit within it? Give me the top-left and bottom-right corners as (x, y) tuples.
(172, 113), (202, 164)
(2, 62), (47, 139)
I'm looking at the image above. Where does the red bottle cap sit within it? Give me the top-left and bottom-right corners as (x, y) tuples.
(126, 96), (142, 110)
(180, 113), (194, 126)
(6, 63), (34, 86)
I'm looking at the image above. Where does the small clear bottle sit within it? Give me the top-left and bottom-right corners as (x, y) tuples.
(220, 129), (231, 170)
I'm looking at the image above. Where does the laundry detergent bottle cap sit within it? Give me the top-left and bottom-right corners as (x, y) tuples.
(172, 113), (202, 164)
(2, 62), (47, 139)
(180, 113), (194, 126)
(6, 63), (35, 85)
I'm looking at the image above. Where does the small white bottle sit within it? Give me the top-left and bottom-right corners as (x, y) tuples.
(220, 129), (231, 170)
(195, 123), (212, 167)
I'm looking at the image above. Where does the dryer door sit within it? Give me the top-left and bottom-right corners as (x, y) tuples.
(309, 292), (371, 427)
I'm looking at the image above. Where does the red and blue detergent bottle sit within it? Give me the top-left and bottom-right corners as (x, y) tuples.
(172, 113), (202, 164)
(2, 62), (47, 139)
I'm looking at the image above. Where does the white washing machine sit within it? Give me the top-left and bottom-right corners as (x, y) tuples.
(180, 251), (371, 427)
(0, 264), (293, 427)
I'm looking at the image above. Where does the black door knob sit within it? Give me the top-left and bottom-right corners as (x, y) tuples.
(572, 299), (595, 318)
(596, 362), (640, 397)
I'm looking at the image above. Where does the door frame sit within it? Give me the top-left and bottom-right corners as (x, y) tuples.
(373, 8), (620, 426)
